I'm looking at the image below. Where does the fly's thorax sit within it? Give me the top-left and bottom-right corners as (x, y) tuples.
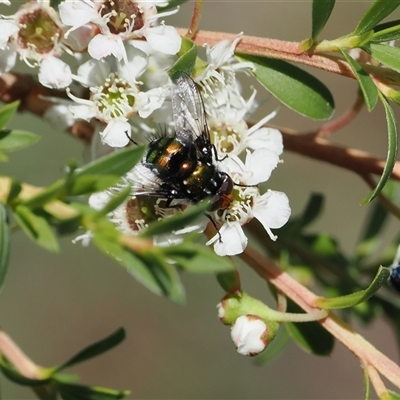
(146, 137), (195, 179)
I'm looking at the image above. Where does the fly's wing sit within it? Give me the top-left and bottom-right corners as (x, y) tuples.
(171, 72), (212, 148)
(128, 163), (190, 202)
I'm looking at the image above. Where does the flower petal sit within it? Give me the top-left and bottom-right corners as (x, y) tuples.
(143, 25), (181, 55)
(247, 127), (283, 156)
(212, 223), (248, 256)
(88, 34), (123, 60)
(38, 57), (72, 89)
(242, 148), (280, 185)
(100, 120), (131, 148)
(253, 190), (291, 240)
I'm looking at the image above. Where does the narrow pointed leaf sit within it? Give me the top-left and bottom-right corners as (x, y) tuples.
(236, 54), (334, 120)
(55, 328), (126, 372)
(0, 204), (10, 294)
(6, 178), (22, 203)
(372, 19), (400, 42)
(0, 130), (40, 152)
(67, 175), (121, 196)
(353, 0), (400, 35)
(312, 0), (335, 39)
(73, 145), (146, 178)
(315, 266), (390, 309)
(0, 358), (50, 386)
(13, 205), (59, 252)
(92, 231), (169, 297)
(368, 43), (400, 73)
(141, 249), (186, 303)
(139, 201), (209, 238)
(162, 243), (234, 273)
(387, 391), (400, 400)
(216, 270), (241, 293)
(96, 185), (131, 216)
(59, 383), (129, 400)
(361, 95), (397, 204)
(299, 193), (324, 227)
(168, 37), (197, 78)
(0, 101), (19, 129)
(340, 49), (378, 111)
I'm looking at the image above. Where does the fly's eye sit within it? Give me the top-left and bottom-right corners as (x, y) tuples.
(209, 174), (233, 211)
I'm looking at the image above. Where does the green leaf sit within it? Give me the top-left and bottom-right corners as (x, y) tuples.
(372, 19), (400, 42)
(96, 185), (131, 216)
(0, 358), (50, 387)
(363, 364), (370, 400)
(67, 175), (121, 196)
(339, 49), (378, 112)
(367, 43), (400, 73)
(361, 95), (397, 204)
(236, 54), (334, 120)
(284, 301), (334, 355)
(0, 204), (10, 294)
(73, 145), (146, 179)
(216, 270), (241, 293)
(54, 328), (126, 372)
(22, 179), (65, 209)
(156, 0), (189, 12)
(255, 327), (291, 365)
(6, 178), (22, 203)
(387, 390), (400, 400)
(168, 37), (197, 78)
(162, 242), (234, 273)
(299, 193), (324, 227)
(139, 201), (209, 238)
(355, 182), (394, 260)
(49, 0), (62, 10)
(140, 249), (186, 303)
(59, 383), (128, 400)
(311, 0), (335, 39)
(0, 101), (19, 129)
(92, 230), (172, 297)
(0, 130), (40, 152)
(315, 266), (390, 309)
(353, 0), (400, 35)
(13, 205), (59, 252)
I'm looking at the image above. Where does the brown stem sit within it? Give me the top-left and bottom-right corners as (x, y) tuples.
(239, 246), (400, 390)
(279, 128), (400, 182)
(185, 0), (204, 39)
(176, 29), (400, 86)
(316, 92), (365, 138)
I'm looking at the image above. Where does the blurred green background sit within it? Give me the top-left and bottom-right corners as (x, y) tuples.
(1, 1), (400, 399)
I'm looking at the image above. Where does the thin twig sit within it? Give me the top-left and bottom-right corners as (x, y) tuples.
(0, 329), (40, 379)
(316, 91), (365, 138)
(239, 245), (400, 390)
(185, 0), (203, 39)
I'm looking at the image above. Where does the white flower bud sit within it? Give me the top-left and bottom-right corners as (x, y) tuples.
(230, 315), (270, 356)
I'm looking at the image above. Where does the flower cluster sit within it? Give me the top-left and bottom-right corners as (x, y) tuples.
(0, 1), (290, 256)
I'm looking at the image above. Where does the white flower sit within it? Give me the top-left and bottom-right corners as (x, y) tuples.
(67, 46), (168, 147)
(196, 34), (254, 82)
(207, 150), (291, 256)
(0, 1), (72, 88)
(59, 0), (181, 60)
(0, 1), (11, 5)
(230, 315), (269, 356)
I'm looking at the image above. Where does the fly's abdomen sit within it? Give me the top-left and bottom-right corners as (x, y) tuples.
(182, 163), (221, 201)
